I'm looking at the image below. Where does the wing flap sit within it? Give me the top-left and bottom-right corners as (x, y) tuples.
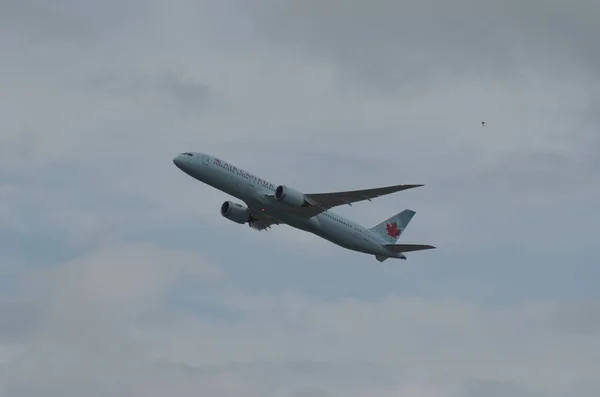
(248, 208), (280, 231)
(384, 244), (436, 253)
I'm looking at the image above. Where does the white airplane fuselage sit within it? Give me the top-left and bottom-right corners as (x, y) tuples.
(173, 152), (407, 259)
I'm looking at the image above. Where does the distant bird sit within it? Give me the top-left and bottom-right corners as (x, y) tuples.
(481, 121), (486, 127)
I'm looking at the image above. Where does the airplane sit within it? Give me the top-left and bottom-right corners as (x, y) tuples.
(173, 152), (435, 261)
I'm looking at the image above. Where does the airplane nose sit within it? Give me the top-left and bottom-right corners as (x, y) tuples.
(173, 154), (189, 170)
(173, 155), (183, 168)
(173, 152), (196, 173)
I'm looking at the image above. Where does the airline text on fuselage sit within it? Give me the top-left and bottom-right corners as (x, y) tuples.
(214, 158), (276, 191)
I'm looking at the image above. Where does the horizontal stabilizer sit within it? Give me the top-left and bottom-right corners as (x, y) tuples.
(384, 244), (436, 253)
(375, 255), (407, 262)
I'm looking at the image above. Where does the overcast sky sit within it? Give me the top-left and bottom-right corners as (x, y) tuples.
(1, 0), (599, 396)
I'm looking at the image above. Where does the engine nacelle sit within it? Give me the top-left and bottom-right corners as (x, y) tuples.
(220, 201), (251, 224)
(274, 185), (306, 207)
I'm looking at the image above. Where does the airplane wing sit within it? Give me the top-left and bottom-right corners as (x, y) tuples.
(304, 184), (424, 209)
(263, 183), (423, 218)
(267, 183), (423, 217)
(384, 244), (436, 253)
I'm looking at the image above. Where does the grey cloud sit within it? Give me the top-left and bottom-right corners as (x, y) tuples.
(89, 72), (213, 112)
(548, 301), (600, 335)
(0, 0), (145, 44)
(158, 74), (212, 108)
(0, 301), (40, 343)
(0, 0), (596, 305)
(453, 380), (545, 397)
(1, 1), (600, 395)
(1, 242), (599, 396)
(288, 387), (333, 397)
(0, 131), (39, 171)
(570, 377), (600, 397)
(249, 0), (600, 92)
(471, 151), (598, 194)
(157, 360), (399, 394)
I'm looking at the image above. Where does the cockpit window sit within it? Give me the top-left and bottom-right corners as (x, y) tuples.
(183, 152), (193, 156)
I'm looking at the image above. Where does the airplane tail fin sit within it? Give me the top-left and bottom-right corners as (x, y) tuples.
(369, 209), (415, 244)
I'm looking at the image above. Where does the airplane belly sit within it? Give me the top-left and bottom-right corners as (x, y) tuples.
(310, 217), (354, 249)
(282, 213), (321, 232)
(191, 167), (234, 195)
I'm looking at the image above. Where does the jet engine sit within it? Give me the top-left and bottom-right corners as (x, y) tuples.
(274, 185), (307, 207)
(220, 201), (251, 224)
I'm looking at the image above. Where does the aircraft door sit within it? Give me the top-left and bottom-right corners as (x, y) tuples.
(202, 154), (209, 166)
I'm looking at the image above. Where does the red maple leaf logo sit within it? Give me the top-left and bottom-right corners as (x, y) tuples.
(386, 222), (401, 238)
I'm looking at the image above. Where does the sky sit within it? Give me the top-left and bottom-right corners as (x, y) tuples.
(1, 0), (599, 395)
